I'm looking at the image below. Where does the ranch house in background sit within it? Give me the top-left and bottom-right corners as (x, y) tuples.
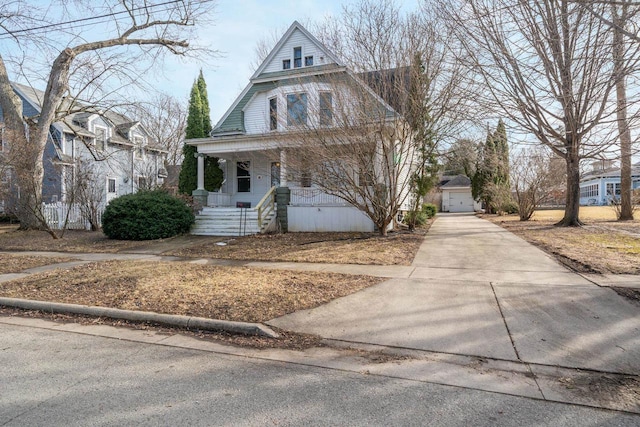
(579, 160), (640, 206)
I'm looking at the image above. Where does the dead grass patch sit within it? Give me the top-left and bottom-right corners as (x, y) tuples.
(0, 260), (382, 322)
(0, 227), (427, 266)
(0, 254), (73, 274)
(0, 230), (153, 253)
(487, 212), (640, 274)
(168, 230), (427, 266)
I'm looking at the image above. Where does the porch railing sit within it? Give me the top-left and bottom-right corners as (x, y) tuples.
(255, 185), (277, 228)
(289, 188), (349, 206)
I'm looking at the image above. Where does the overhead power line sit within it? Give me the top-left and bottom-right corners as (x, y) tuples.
(0, 0), (212, 39)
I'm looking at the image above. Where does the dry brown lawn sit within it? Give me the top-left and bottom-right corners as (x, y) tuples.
(0, 229), (155, 253)
(0, 254), (73, 274)
(0, 260), (382, 322)
(167, 230), (426, 266)
(487, 206), (640, 274)
(0, 227), (427, 266)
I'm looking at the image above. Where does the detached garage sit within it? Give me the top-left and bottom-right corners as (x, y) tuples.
(441, 175), (481, 213)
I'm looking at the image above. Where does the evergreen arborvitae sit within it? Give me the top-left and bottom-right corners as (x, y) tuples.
(197, 70), (212, 136)
(472, 121), (511, 213)
(178, 81), (204, 194)
(178, 73), (223, 194)
(493, 119), (509, 186)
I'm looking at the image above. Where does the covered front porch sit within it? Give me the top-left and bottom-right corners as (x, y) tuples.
(190, 141), (375, 235)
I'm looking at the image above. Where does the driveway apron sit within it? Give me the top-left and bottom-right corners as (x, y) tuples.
(269, 214), (640, 373)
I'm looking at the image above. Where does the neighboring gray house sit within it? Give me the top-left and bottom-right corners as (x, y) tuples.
(0, 82), (167, 213)
(579, 160), (640, 206)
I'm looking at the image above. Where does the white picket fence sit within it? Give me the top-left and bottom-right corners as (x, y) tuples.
(42, 202), (104, 230)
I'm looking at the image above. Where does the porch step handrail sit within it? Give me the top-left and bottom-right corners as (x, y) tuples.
(255, 186), (277, 228)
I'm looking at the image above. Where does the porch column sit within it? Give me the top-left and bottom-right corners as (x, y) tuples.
(280, 149), (287, 187)
(192, 152), (209, 207)
(196, 153), (205, 190)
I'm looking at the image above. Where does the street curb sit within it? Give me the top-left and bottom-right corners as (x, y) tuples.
(0, 297), (279, 338)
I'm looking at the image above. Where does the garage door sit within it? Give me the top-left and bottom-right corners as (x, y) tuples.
(449, 192), (475, 212)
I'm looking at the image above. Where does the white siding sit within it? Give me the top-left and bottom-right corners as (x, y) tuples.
(288, 206), (375, 232)
(244, 92), (268, 134)
(243, 83), (335, 135)
(263, 28), (328, 74)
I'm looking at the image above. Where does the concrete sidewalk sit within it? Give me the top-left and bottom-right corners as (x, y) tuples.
(268, 214), (640, 375)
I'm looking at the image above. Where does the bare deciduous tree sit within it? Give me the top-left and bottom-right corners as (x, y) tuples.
(280, 0), (474, 234)
(126, 93), (187, 167)
(512, 147), (566, 221)
(0, 0), (215, 236)
(440, 0), (640, 226)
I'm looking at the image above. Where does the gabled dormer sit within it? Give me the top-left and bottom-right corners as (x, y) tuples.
(212, 21), (345, 137)
(251, 21), (344, 82)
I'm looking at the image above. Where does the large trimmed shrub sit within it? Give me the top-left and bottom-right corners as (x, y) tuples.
(422, 203), (437, 219)
(102, 190), (195, 240)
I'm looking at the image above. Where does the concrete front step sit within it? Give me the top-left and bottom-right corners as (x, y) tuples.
(191, 207), (274, 236)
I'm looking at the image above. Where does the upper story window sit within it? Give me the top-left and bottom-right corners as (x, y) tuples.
(287, 93), (307, 126)
(269, 97), (278, 131)
(293, 47), (302, 68)
(319, 92), (333, 126)
(94, 127), (106, 151)
(282, 59), (291, 70)
(305, 56), (314, 66)
(133, 136), (144, 159)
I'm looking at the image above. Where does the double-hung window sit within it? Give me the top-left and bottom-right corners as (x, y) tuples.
(319, 92), (333, 126)
(95, 127), (106, 151)
(293, 47), (302, 68)
(287, 93), (307, 126)
(237, 161), (251, 192)
(269, 97), (278, 131)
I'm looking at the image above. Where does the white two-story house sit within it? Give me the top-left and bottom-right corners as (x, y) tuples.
(188, 21), (414, 236)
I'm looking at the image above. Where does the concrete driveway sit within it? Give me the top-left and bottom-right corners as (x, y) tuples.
(268, 214), (640, 374)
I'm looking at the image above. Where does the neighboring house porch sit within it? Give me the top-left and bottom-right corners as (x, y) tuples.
(579, 161), (640, 206)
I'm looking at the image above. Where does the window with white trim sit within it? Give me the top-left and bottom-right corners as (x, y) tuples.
(287, 93), (307, 126)
(94, 127), (106, 151)
(269, 97), (278, 131)
(319, 92), (333, 126)
(293, 47), (302, 68)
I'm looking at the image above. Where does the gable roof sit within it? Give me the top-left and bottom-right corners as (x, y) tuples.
(441, 175), (472, 188)
(210, 21), (400, 137)
(8, 81), (155, 145)
(251, 21), (344, 80)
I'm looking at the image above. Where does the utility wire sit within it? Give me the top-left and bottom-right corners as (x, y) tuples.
(0, 0), (212, 39)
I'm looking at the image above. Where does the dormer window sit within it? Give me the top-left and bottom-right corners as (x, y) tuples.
(305, 56), (314, 66)
(293, 47), (302, 68)
(282, 59), (291, 70)
(94, 127), (106, 151)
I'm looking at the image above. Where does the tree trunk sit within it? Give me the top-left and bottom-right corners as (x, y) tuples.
(613, 2), (633, 220)
(557, 149), (582, 226)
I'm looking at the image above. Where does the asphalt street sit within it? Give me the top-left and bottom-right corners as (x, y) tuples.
(1, 321), (638, 427)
